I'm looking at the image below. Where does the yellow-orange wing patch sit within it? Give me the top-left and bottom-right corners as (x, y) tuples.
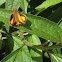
(10, 14), (16, 26)
(17, 13), (27, 24)
(16, 12), (27, 25)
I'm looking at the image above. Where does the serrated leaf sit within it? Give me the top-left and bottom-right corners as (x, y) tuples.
(35, 0), (62, 11)
(15, 14), (62, 43)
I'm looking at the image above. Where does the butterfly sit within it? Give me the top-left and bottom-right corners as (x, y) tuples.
(10, 8), (27, 26)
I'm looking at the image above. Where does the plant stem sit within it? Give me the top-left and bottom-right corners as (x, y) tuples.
(40, 40), (50, 46)
(23, 40), (62, 51)
(32, 43), (62, 51)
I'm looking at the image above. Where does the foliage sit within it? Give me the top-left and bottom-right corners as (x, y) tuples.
(0, 0), (62, 62)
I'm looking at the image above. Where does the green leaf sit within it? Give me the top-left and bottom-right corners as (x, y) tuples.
(44, 52), (49, 58)
(0, 9), (62, 43)
(35, 0), (62, 11)
(1, 35), (32, 62)
(20, 0), (28, 13)
(1, 48), (19, 62)
(12, 35), (23, 51)
(0, 9), (12, 32)
(12, 46), (31, 62)
(6, 33), (23, 51)
(28, 34), (43, 62)
(59, 21), (62, 29)
(28, 34), (41, 45)
(5, 46), (31, 62)
(5, 0), (21, 10)
(50, 53), (62, 62)
(15, 14), (62, 43)
(0, 0), (6, 6)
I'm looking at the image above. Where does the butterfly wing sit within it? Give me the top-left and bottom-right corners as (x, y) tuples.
(16, 12), (27, 25)
(10, 14), (16, 26)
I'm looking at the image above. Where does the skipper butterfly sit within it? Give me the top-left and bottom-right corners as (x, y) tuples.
(10, 8), (27, 26)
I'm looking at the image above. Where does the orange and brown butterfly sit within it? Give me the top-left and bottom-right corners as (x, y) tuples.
(10, 8), (27, 26)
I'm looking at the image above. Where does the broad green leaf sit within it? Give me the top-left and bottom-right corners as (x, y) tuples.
(12, 35), (23, 51)
(50, 53), (62, 62)
(1, 34), (32, 62)
(12, 46), (31, 62)
(0, 16), (9, 32)
(28, 34), (43, 62)
(0, 0), (6, 6)
(28, 34), (41, 45)
(35, 0), (62, 11)
(5, 0), (20, 10)
(15, 14), (62, 43)
(5, 46), (32, 62)
(1, 48), (19, 62)
(20, 0), (28, 13)
(0, 9), (11, 18)
(0, 9), (62, 43)
(0, 9), (12, 32)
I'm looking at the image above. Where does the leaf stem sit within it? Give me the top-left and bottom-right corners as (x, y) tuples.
(32, 43), (62, 51)
(23, 40), (62, 51)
